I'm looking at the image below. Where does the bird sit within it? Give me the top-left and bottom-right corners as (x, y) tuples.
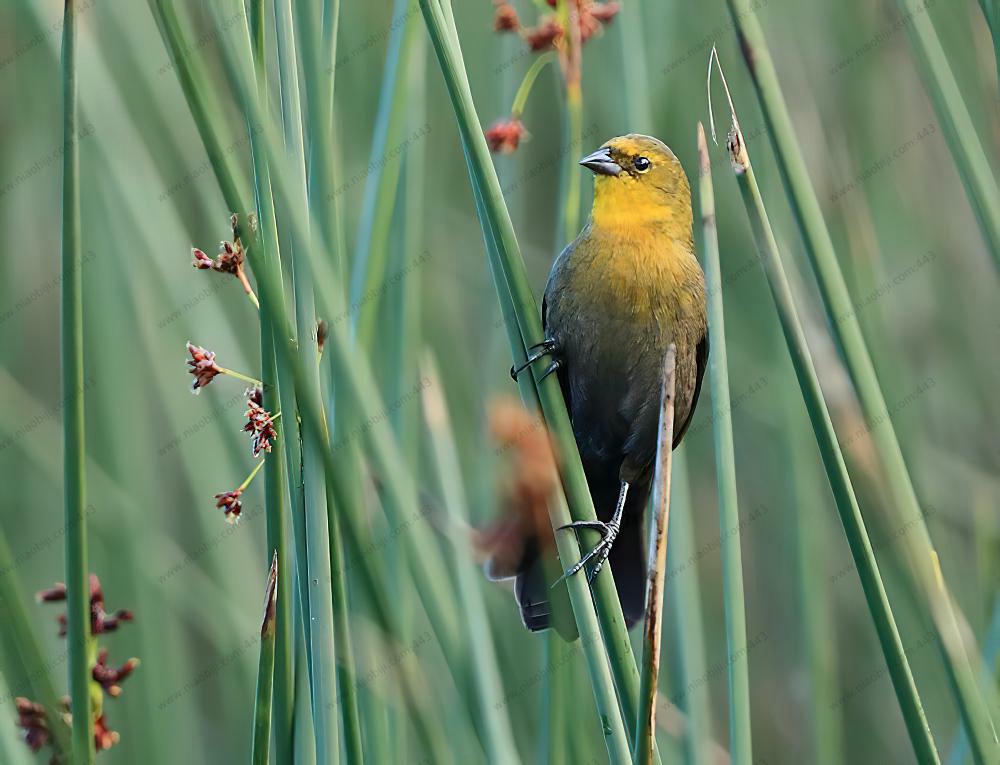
(496, 134), (709, 640)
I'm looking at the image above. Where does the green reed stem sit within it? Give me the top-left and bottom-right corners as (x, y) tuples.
(273, 1), (340, 761)
(665, 448), (713, 765)
(349, 0), (419, 349)
(721, 100), (939, 762)
(697, 122), (753, 764)
(891, 0), (1000, 268)
(421, 355), (522, 765)
(61, 1), (94, 761)
(420, 2), (634, 761)
(727, 9), (999, 758)
(0, 531), (72, 761)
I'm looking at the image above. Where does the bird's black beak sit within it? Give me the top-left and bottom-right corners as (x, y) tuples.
(579, 147), (622, 177)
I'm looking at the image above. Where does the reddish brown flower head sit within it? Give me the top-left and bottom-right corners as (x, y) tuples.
(244, 398), (278, 457)
(93, 649), (139, 698)
(214, 489), (243, 524)
(86, 575), (134, 635)
(191, 247), (215, 270)
(94, 714), (120, 752)
(485, 119), (527, 154)
(524, 16), (562, 51)
(493, 2), (519, 32)
(15, 698), (50, 753)
(246, 385), (263, 407)
(36, 582), (67, 602)
(215, 238), (245, 276)
(186, 342), (222, 393)
(588, 1), (620, 23)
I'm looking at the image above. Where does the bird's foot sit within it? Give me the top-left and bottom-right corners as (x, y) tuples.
(510, 339), (560, 382)
(552, 517), (620, 586)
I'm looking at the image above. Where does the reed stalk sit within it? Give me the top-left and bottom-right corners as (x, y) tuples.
(60, 1), (94, 761)
(891, 0), (1000, 266)
(725, 8), (999, 758)
(421, 355), (522, 764)
(713, 70), (940, 761)
(697, 121), (753, 765)
(419, 2), (638, 759)
(0, 532), (72, 761)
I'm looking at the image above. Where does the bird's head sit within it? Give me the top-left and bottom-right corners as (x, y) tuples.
(580, 134), (692, 231)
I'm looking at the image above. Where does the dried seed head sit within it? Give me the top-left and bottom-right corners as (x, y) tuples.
(523, 16), (562, 51)
(485, 119), (527, 154)
(215, 238), (245, 275)
(186, 342), (222, 393)
(244, 398), (277, 458)
(214, 489), (243, 524)
(15, 697), (50, 753)
(94, 714), (120, 752)
(246, 385), (263, 407)
(36, 582), (67, 602)
(588, 1), (620, 23)
(493, 2), (519, 32)
(191, 247), (215, 270)
(93, 649), (139, 698)
(479, 397), (561, 579)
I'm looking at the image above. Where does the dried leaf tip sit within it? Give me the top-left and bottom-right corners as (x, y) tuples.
(261, 551), (278, 638)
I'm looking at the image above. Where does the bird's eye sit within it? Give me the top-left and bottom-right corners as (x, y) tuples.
(634, 156), (651, 173)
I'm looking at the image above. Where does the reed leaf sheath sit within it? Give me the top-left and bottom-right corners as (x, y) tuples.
(251, 553), (279, 765)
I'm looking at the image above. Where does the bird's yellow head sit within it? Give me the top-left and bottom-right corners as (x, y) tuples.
(580, 134), (692, 234)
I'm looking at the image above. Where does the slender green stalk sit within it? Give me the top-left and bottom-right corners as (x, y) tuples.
(541, 633), (568, 765)
(784, 400), (843, 765)
(273, 1), (340, 761)
(325, 492), (364, 765)
(555, 0), (582, 243)
(0, 531), (72, 761)
(248, 4), (294, 757)
(60, 1), (94, 761)
(421, 355), (522, 765)
(419, 2), (636, 761)
(615, 0), (652, 133)
(947, 593), (1000, 765)
(891, 0), (1000, 266)
(726, 9), (1000, 757)
(636, 347), (677, 765)
(716, 79), (939, 762)
(164, 9), (457, 758)
(697, 122), (753, 764)
(510, 52), (557, 117)
(665, 448), (713, 765)
(252, 553), (279, 765)
(979, 0), (1000, 90)
(294, 2), (364, 761)
(349, 0), (419, 349)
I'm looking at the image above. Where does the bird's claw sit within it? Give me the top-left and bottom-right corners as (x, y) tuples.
(510, 339), (559, 381)
(552, 518), (620, 587)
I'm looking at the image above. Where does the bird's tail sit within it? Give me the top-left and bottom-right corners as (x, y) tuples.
(511, 475), (651, 640)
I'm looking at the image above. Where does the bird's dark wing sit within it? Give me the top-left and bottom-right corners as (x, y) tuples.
(672, 330), (709, 448)
(541, 293), (573, 415)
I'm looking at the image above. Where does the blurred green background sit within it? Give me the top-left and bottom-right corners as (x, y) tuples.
(0, 1), (997, 763)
